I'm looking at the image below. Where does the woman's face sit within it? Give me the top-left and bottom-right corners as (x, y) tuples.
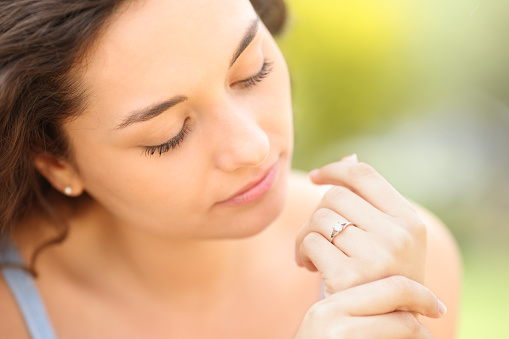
(65, 0), (293, 239)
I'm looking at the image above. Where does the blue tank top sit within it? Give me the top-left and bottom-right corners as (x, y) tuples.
(0, 242), (58, 339)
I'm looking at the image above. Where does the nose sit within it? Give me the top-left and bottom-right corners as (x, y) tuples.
(211, 105), (270, 172)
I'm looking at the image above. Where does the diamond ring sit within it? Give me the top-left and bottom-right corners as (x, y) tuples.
(330, 222), (354, 242)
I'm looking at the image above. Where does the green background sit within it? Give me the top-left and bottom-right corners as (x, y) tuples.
(277, 0), (509, 337)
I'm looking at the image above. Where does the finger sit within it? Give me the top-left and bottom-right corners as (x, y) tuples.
(298, 231), (346, 272)
(340, 153), (359, 163)
(326, 276), (446, 319)
(296, 207), (379, 258)
(319, 185), (394, 233)
(310, 160), (417, 221)
(295, 207), (341, 267)
(298, 232), (371, 294)
(330, 224), (378, 258)
(329, 312), (434, 339)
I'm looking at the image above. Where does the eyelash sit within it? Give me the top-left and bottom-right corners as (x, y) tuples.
(144, 60), (273, 157)
(235, 59), (274, 89)
(144, 118), (191, 157)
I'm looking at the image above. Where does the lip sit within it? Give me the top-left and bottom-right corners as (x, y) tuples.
(216, 161), (279, 207)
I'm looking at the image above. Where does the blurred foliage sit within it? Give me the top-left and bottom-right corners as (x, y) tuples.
(460, 249), (509, 339)
(277, 0), (509, 169)
(276, 1), (509, 338)
(278, 0), (421, 166)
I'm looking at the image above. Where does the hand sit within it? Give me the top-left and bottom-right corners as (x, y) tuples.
(295, 276), (447, 339)
(295, 155), (427, 296)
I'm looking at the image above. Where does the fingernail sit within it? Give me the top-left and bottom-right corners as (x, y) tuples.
(438, 300), (447, 316)
(342, 153), (358, 162)
(309, 169), (319, 178)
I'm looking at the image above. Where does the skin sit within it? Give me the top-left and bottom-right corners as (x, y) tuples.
(295, 155), (461, 338)
(0, 0), (460, 338)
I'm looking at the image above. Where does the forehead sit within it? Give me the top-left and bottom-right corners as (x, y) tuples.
(79, 0), (257, 119)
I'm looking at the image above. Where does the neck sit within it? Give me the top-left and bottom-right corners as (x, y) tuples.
(39, 197), (250, 306)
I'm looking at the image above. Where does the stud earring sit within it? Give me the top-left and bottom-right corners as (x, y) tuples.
(64, 186), (72, 196)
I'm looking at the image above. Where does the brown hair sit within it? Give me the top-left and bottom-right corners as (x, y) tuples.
(0, 0), (287, 273)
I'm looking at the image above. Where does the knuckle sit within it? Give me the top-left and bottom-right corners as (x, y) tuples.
(411, 220), (427, 239)
(398, 209), (428, 234)
(397, 312), (422, 335)
(324, 185), (351, 202)
(390, 227), (413, 254)
(398, 209), (427, 229)
(391, 218), (427, 250)
(324, 278), (345, 294)
(348, 162), (377, 180)
(300, 232), (323, 253)
(310, 208), (334, 225)
(306, 300), (330, 322)
(306, 302), (353, 339)
(386, 275), (412, 295)
(306, 302), (321, 320)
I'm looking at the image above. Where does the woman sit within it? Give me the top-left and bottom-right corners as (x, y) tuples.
(0, 0), (460, 338)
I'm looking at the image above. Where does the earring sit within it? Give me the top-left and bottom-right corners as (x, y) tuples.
(64, 186), (72, 196)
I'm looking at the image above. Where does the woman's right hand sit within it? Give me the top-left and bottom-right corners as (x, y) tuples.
(295, 275), (446, 339)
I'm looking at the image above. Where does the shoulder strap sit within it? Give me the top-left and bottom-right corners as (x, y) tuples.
(0, 243), (58, 339)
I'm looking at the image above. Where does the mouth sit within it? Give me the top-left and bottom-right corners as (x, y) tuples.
(216, 161), (279, 207)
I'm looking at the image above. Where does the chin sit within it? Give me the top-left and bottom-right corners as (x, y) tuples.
(233, 188), (288, 239)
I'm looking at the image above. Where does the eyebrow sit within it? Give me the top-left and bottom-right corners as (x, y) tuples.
(230, 17), (260, 67)
(115, 96), (188, 130)
(115, 18), (260, 130)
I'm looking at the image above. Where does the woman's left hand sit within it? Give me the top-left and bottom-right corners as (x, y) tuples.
(295, 155), (427, 297)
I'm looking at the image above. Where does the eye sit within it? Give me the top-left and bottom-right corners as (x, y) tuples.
(234, 59), (273, 89)
(144, 118), (191, 157)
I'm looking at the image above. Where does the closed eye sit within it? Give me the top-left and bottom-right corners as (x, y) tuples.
(234, 59), (273, 89)
(144, 118), (191, 157)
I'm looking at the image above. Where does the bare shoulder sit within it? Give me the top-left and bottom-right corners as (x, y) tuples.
(412, 202), (462, 339)
(0, 273), (30, 339)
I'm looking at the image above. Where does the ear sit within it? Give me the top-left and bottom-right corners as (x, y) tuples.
(33, 153), (84, 197)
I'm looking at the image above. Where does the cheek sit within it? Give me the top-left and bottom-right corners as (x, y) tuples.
(263, 58), (293, 148)
(70, 132), (210, 232)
